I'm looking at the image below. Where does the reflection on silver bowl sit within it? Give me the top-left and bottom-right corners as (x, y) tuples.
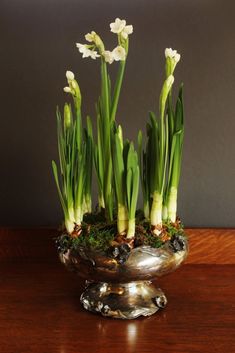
(60, 239), (188, 319)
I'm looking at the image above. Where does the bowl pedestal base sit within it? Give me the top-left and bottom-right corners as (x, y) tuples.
(80, 280), (167, 319)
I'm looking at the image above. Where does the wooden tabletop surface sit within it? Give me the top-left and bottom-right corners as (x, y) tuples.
(0, 228), (235, 353)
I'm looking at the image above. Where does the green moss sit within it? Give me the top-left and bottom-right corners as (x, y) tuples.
(72, 222), (116, 251)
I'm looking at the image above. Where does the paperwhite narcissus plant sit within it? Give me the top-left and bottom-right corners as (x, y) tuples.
(53, 18), (184, 241)
(53, 67), (93, 234)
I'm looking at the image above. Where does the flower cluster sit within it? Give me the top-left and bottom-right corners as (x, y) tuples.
(102, 46), (126, 64)
(63, 71), (81, 110)
(165, 48), (181, 76)
(63, 71), (76, 94)
(165, 48), (181, 63)
(75, 18), (133, 64)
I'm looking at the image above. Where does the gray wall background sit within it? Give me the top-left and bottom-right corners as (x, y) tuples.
(0, 0), (234, 227)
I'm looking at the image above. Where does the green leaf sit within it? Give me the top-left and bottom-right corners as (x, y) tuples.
(126, 167), (132, 213)
(112, 131), (125, 205)
(130, 164), (139, 217)
(52, 161), (68, 218)
(110, 60), (126, 122)
(137, 130), (143, 182)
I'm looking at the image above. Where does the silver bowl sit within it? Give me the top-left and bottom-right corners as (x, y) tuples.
(60, 239), (188, 319)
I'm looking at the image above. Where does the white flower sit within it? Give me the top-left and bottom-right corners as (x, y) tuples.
(102, 50), (114, 64)
(112, 46), (126, 61)
(66, 70), (74, 81)
(76, 43), (100, 59)
(102, 47), (126, 64)
(110, 18), (133, 39)
(63, 86), (72, 93)
(85, 31), (103, 48)
(76, 43), (91, 57)
(121, 25), (133, 39)
(165, 48), (176, 58)
(174, 53), (181, 63)
(89, 50), (100, 59)
(165, 48), (181, 63)
(85, 31), (97, 42)
(110, 18), (126, 34)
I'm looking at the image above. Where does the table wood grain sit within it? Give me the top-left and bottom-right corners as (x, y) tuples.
(0, 262), (234, 353)
(0, 228), (235, 353)
(0, 228), (235, 263)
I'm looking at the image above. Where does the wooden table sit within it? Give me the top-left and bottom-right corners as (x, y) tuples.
(0, 229), (235, 353)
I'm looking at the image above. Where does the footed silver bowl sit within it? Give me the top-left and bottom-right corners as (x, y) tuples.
(60, 240), (188, 319)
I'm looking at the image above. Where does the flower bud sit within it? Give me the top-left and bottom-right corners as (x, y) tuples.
(160, 75), (175, 117)
(85, 31), (104, 52)
(64, 103), (71, 130)
(117, 125), (123, 149)
(66, 70), (75, 81)
(63, 86), (72, 93)
(71, 80), (82, 112)
(166, 74), (174, 88)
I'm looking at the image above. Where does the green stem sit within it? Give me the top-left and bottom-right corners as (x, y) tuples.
(117, 204), (128, 234)
(101, 59), (110, 121)
(98, 194), (105, 209)
(162, 204), (168, 221)
(144, 201), (150, 220)
(65, 219), (75, 234)
(127, 218), (135, 238)
(66, 207), (75, 233)
(100, 59), (113, 222)
(167, 186), (177, 222)
(74, 205), (83, 227)
(110, 61), (126, 122)
(150, 192), (163, 227)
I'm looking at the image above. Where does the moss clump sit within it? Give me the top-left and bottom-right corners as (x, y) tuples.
(73, 221), (116, 251)
(56, 221), (116, 253)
